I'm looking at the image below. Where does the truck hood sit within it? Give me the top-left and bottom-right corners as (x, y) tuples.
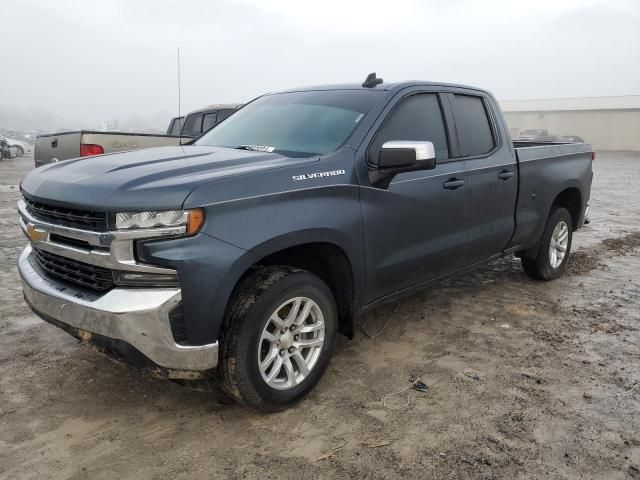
(21, 145), (315, 210)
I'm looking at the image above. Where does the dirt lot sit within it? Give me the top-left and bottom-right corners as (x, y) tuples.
(1, 152), (639, 479)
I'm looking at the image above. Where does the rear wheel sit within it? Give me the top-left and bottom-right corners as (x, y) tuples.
(219, 266), (337, 411)
(15, 146), (24, 157)
(521, 207), (573, 280)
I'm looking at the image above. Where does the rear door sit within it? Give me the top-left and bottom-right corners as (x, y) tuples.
(448, 93), (517, 263)
(359, 91), (469, 302)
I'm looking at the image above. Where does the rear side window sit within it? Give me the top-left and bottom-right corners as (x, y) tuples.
(202, 112), (218, 132)
(370, 94), (449, 161)
(168, 117), (184, 136)
(452, 95), (495, 157)
(182, 114), (203, 137)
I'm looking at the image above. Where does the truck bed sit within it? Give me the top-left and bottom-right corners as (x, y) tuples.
(510, 140), (593, 249)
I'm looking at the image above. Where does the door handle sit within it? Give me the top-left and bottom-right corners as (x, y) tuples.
(443, 178), (465, 190)
(498, 169), (515, 180)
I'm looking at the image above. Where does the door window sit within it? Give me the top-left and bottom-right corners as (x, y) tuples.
(182, 114), (203, 137)
(452, 95), (495, 157)
(202, 112), (218, 133)
(216, 109), (235, 123)
(370, 94), (449, 162)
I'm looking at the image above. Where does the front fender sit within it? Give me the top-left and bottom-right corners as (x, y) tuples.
(203, 183), (366, 316)
(139, 232), (259, 346)
(145, 183), (366, 344)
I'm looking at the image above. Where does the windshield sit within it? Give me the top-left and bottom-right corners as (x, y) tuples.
(195, 90), (380, 157)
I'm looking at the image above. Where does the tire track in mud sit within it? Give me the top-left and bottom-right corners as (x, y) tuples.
(567, 231), (640, 276)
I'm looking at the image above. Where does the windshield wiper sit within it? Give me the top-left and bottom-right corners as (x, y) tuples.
(235, 144), (275, 153)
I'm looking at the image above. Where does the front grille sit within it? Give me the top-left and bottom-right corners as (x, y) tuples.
(49, 233), (92, 250)
(24, 197), (108, 231)
(32, 248), (114, 292)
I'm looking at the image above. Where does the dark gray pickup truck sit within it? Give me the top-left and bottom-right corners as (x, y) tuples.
(18, 75), (593, 410)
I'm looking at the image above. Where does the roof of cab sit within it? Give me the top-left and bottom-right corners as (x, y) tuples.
(186, 103), (243, 115)
(275, 81), (491, 95)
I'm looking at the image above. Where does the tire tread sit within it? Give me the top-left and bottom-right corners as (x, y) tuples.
(219, 266), (299, 407)
(521, 207), (572, 281)
(219, 266), (336, 411)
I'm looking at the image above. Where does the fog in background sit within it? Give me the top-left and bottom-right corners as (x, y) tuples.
(1, 0), (638, 132)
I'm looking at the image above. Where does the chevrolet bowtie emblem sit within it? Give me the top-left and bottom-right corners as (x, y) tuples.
(26, 223), (48, 242)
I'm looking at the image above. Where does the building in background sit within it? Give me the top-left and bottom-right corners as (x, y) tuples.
(500, 96), (640, 151)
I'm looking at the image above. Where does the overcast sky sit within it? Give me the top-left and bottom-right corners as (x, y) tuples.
(1, 0), (638, 130)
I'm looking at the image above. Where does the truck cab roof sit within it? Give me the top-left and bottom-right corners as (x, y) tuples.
(276, 81), (491, 96)
(187, 103), (243, 115)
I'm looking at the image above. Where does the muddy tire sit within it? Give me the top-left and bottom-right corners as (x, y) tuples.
(219, 266), (337, 411)
(521, 207), (573, 280)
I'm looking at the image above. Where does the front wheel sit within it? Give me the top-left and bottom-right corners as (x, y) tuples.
(219, 266), (337, 411)
(521, 207), (573, 280)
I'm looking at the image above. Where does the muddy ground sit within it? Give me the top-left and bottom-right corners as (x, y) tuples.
(1, 152), (639, 480)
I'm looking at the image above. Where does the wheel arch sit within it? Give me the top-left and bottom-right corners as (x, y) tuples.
(229, 232), (362, 339)
(550, 186), (583, 230)
(515, 182), (583, 259)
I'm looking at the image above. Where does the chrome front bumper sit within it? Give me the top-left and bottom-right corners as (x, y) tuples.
(19, 245), (218, 372)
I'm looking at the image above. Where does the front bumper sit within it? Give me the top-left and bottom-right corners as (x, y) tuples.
(18, 245), (218, 373)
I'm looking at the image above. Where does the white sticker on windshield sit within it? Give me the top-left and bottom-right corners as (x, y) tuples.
(241, 145), (275, 153)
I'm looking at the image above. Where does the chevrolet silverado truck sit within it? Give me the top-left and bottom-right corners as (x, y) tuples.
(18, 75), (593, 411)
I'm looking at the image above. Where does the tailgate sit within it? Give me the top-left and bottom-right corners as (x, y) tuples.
(34, 132), (82, 167)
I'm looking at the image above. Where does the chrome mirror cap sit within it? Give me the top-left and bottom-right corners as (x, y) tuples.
(381, 140), (435, 161)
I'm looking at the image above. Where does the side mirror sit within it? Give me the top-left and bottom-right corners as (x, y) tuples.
(377, 141), (436, 172)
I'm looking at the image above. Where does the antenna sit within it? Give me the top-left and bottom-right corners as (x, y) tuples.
(177, 46), (182, 144)
(362, 72), (383, 88)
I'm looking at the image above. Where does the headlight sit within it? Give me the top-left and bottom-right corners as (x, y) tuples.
(115, 209), (205, 235)
(116, 210), (187, 229)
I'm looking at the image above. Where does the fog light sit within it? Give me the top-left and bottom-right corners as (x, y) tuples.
(113, 270), (180, 287)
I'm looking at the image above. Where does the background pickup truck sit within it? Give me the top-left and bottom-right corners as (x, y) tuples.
(179, 103), (241, 138)
(33, 104), (241, 168)
(33, 131), (183, 168)
(18, 75), (593, 411)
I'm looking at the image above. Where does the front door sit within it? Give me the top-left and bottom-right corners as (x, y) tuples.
(359, 92), (469, 303)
